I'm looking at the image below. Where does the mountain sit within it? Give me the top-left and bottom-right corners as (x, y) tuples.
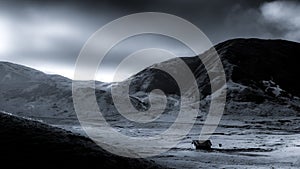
(104, 38), (300, 126)
(1, 38), (300, 124)
(0, 61), (76, 124)
(128, 38), (300, 97)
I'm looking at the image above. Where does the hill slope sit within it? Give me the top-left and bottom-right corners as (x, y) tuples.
(0, 111), (165, 169)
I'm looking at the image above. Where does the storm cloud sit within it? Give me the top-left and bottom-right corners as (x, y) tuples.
(260, 0), (300, 41)
(0, 0), (299, 81)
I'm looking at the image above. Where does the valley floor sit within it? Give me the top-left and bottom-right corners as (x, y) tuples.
(61, 114), (300, 169)
(151, 115), (300, 168)
(2, 110), (300, 168)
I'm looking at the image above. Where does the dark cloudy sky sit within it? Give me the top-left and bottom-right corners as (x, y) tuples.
(0, 0), (299, 82)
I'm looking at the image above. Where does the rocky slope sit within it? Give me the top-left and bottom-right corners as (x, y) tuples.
(0, 61), (74, 124)
(128, 38), (300, 101)
(105, 38), (300, 125)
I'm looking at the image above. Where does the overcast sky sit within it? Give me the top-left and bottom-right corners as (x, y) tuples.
(0, 0), (299, 82)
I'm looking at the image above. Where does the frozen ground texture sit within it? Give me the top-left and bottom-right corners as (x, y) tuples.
(1, 38), (300, 168)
